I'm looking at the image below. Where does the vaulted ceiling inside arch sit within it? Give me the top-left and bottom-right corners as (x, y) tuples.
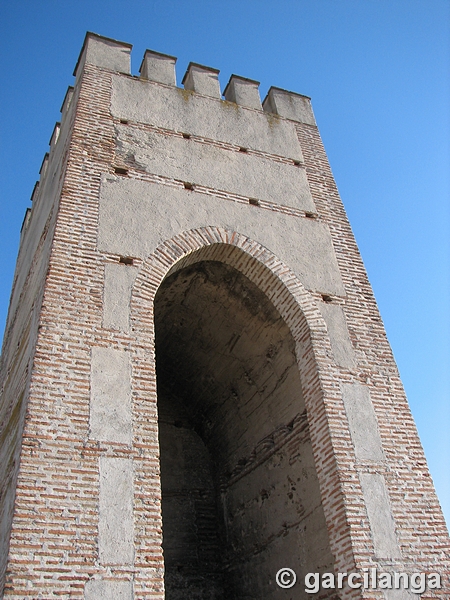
(154, 260), (305, 471)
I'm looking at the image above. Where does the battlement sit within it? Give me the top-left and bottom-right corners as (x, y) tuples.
(73, 32), (132, 78)
(21, 32), (316, 225)
(74, 32), (316, 123)
(139, 49), (176, 85)
(21, 31), (320, 243)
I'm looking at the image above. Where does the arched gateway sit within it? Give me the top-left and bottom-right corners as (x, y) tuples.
(0, 33), (448, 599)
(132, 233), (339, 599)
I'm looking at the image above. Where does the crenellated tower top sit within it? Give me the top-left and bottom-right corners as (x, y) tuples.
(73, 32), (316, 124)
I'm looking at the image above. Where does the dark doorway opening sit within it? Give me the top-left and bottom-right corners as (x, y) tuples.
(155, 260), (335, 599)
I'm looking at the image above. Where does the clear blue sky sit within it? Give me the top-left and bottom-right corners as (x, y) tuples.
(1, 1), (449, 526)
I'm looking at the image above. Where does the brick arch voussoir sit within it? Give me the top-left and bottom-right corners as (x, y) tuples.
(132, 227), (328, 345)
(130, 227), (336, 411)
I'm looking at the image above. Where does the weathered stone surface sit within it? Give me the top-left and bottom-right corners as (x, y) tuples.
(99, 457), (134, 565)
(139, 49), (176, 85)
(341, 383), (384, 462)
(84, 579), (133, 600)
(103, 263), (137, 332)
(115, 124), (314, 210)
(359, 472), (402, 559)
(319, 302), (356, 368)
(75, 33), (131, 78)
(263, 86), (316, 125)
(223, 75), (262, 110)
(111, 75), (304, 161)
(90, 347), (132, 444)
(182, 63), (221, 98)
(383, 588), (418, 600)
(98, 177), (344, 295)
(7, 80), (76, 329)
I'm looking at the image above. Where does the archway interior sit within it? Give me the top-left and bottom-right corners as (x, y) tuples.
(154, 260), (335, 599)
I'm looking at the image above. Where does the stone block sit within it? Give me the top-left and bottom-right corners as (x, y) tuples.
(60, 86), (74, 117)
(223, 75), (262, 110)
(341, 383), (384, 462)
(103, 263), (137, 332)
(139, 49), (176, 86)
(90, 347), (132, 445)
(182, 62), (221, 98)
(84, 579), (133, 600)
(49, 123), (60, 150)
(263, 86), (316, 125)
(74, 32), (131, 78)
(99, 457), (134, 565)
(359, 472), (401, 559)
(319, 303), (356, 368)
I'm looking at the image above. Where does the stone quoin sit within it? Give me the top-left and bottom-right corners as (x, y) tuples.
(0, 32), (449, 599)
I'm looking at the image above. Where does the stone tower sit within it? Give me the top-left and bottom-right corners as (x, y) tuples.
(0, 32), (448, 599)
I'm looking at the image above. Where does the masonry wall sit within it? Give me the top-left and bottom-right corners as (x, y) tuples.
(0, 76), (77, 591)
(0, 32), (448, 599)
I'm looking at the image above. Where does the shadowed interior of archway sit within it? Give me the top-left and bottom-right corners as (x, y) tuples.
(154, 260), (335, 599)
